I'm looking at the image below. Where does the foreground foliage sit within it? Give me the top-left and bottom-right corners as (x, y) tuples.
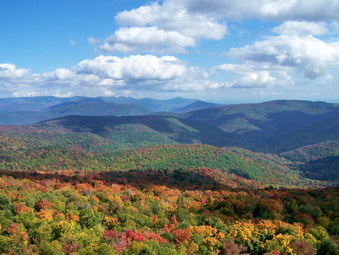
(0, 173), (338, 254)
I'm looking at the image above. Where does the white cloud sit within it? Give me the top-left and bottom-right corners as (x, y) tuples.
(227, 21), (339, 79)
(272, 21), (329, 36)
(0, 55), (197, 96)
(253, 91), (286, 96)
(74, 55), (187, 82)
(100, 26), (195, 53)
(12, 90), (39, 97)
(42, 68), (75, 80)
(99, 1), (227, 53)
(185, 0), (339, 21)
(0, 55), (244, 97)
(116, 2), (227, 40)
(163, 79), (232, 91)
(93, 0), (339, 54)
(215, 63), (294, 88)
(0, 64), (30, 79)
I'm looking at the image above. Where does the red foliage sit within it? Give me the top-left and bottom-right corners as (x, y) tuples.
(171, 215), (178, 224)
(15, 203), (33, 214)
(62, 242), (82, 254)
(103, 230), (119, 240)
(171, 228), (192, 244)
(125, 230), (145, 242)
(36, 199), (53, 211)
(143, 232), (168, 243)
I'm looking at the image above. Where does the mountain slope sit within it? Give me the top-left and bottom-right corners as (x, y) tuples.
(185, 100), (339, 152)
(100, 96), (197, 112)
(46, 101), (151, 116)
(36, 115), (242, 149)
(267, 110), (339, 152)
(0, 96), (199, 125)
(281, 140), (339, 181)
(0, 134), (319, 188)
(0, 101), (151, 125)
(102, 144), (311, 187)
(0, 96), (99, 113)
(1, 116), (336, 187)
(174, 100), (221, 112)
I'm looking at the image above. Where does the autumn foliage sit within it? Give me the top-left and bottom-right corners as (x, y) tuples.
(0, 172), (338, 254)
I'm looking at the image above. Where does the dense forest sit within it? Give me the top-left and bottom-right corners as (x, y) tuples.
(1, 99), (339, 254)
(0, 172), (338, 254)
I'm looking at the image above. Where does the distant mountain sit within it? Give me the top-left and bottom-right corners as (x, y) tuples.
(174, 100), (221, 112)
(184, 100), (339, 152)
(0, 96), (198, 125)
(47, 98), (105, 109)
(0, 96), (96, 113)
(267, 110), (339, 152)
(0, 100), (151, 125)
(0, 111), (52, 125)
(0, 96), (64, 112)
(46, 101), (151, 117)
(0, 96), (107, 124)
(1, 98), (338, 155)
(100, 96), (197, 112)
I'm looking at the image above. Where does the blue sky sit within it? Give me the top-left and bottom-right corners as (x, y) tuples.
(0, 0), (338, 103)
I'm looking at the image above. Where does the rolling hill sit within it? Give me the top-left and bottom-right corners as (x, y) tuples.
(0, 126), (320, 188)
(281, 140), (339, 181)
(35, 115), (242, 149)
(98, 144), (312, 187)
(184, 100), (339, 152)
(1, 99), (338, 187)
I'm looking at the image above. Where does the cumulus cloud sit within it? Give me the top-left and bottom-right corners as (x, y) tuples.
(74, 55), (187, 82)
(2, 54), (251, 97)
(96, 0), (339, 54)
(185, 0), (339, 21)
(215, 63), (294, 88)
(1, 55), (216, 96)
(100, 26), (195, 53)
(0, 64), (30, 79)
(99, 1), (227, 53)
(115, 2), (226, 39)
(227, 21), (339, 79)
(35, 54), (189, 91)
(272, 21), (329, 36)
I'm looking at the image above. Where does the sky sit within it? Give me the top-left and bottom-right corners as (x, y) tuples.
(0, 0), (339, 103)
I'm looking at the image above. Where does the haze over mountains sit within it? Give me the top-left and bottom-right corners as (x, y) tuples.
(0, 96), (199, 125)
(1, 96), (338, 152)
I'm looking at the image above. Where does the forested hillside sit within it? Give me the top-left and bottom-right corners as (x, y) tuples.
(0, 99), (338, 254)
(184, 100), (339, 152)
